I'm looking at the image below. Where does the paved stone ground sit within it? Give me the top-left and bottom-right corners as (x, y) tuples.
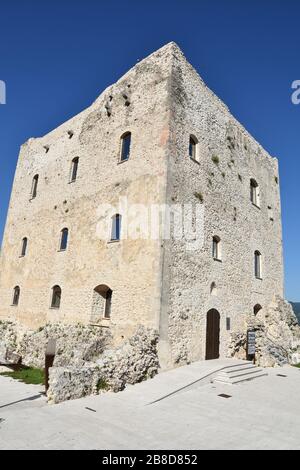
(0, 360), (299, 450)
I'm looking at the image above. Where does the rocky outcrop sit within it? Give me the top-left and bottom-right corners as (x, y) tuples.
(95, 326), (159, 391)
(47, 366), (103, 404)
(0, 320), (160, 404)
(228, 297), (300, 367)
(17, 323), (112, 368)
(0, 321), (113, 369)
(47, 326), (159, 404)
(0, 321), (19, 362)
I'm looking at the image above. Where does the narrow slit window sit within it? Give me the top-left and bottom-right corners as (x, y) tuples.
(189, 135), (198, 161)
(120, 132), (131, 161)
(104, 288), (112, 319)
(60, 228), (69, 251)
(21, 237), (28, 257)
(212, 236), (221, 260)
(70, 157), (79, 182)
(111, 214), (122, 241)
(254, 251), (262, 279)
(31, 175), (39, 199)
(250, 179), (260, 207)
(12, 286), (20, 306)
(51, 285), (61, 309)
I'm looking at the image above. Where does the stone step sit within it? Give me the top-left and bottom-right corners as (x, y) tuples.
(213, 361), (268, 385)
(214, 371), (268, 385)
(217, 367), (262, 380)
(217, 364), (257, 376)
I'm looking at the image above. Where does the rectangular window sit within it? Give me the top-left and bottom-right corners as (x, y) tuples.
(120, 133), (131, 161)
(70, 158), (79, 182)
(104, 289), (112, 319)
(111, 215), (121, 241)
(255, 252), (262, 279)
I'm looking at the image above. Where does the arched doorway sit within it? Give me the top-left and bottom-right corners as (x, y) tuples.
(205, 309), (220, 360)
(91, 285), (113, 322)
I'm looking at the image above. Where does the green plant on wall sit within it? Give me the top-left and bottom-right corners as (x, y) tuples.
(212, 155), (219, 165)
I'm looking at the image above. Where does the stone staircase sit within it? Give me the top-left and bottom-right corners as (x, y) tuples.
(213, 361), (268, 385)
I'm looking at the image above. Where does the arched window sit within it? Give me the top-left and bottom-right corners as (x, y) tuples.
(111, 214), (122, 241)
(51, 285), (61, 309)
(91, 285), (113, 321)
(189, 135), (198, 161)
(20, 237), (28, 257)
(120, 132), (131, 161)
(12, 286), (20, 306)
(212, 236), (221, 261)
(59, 228), (69, 251)
(250, 179), (260, 207)
(31, 175), (39, 199)
(254, 251), (262, 279)
(70, 157), (79, 182)
(254, 304), (262, 316)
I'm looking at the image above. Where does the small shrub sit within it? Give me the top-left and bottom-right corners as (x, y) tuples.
(97, 377), (109, 392)
(238, 174), (243, 182)
(212, 155), (220, 165)
(222, 172), (226, 178)
(194, 192), (203, 203)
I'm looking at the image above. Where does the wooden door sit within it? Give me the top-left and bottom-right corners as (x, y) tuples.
(205, 309), (220, 360)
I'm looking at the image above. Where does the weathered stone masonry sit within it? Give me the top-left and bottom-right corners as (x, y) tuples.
(0, 42), (287, 369)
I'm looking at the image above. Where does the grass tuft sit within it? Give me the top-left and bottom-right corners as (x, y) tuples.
(97, 377), (109, 392)
(0, 367), (44, 385)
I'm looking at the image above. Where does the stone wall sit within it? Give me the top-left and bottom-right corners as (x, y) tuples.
(228, 297), (300, 367)
(159, 44), (284, 367)
(0, 44), (175, 345)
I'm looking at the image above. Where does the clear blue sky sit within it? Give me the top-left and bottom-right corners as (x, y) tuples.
(0, 0), (299, 300)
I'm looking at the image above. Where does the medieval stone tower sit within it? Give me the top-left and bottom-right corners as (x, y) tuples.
(0, 43), (284, 367)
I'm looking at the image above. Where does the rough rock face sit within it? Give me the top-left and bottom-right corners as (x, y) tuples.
(19, 323), (112, 368)
(0, 321), (18, 361)
(47, 366), (103, 404)
(47, 326), (159, 404)
(0, 321), (112, 368)
(96, 326), (159, 391)
(228, 297), (300, 367)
